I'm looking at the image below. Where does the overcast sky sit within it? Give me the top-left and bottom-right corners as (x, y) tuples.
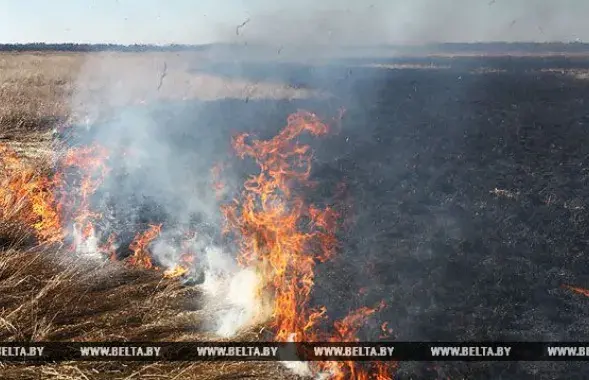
(0, 0), (586, 45)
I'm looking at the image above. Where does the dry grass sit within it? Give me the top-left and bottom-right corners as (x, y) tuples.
(0, 361), (296, 380)
(0, 50), (326, 171)
(0, 51), (324, 138)
(0, 52), (82, 134)
(0, 233), (297, 379)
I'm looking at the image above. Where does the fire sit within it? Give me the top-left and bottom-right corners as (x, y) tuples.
(128, 224), (162, 270)
(163, 265), (189, 278)
(321, 303), (395, 380)
(0, 142), (112, 248)
(0, 140), (190, 276)
(563, 284), (589, 297)
(56, 145), (110, 254)
(331, 303), (386, 343)
(0, 144), (62, 242)
(223, 110), (396, 379)
(101, 233), (119, 261)
(1, 109), (396, 378)
(163, 232), (198, 278)
(164, 253), (195, 278)
(222, 110), (336, 340)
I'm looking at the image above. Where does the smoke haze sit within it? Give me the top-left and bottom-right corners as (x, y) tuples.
(1, 0), (588, 44)
(229, 1), (586, 46)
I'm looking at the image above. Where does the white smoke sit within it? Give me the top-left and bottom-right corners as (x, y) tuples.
(71, 226), (103, 261)
(153, 235), (269, 337)
(153, 239), (270, 338)
(66, 49), (273, 339)
(282, 361), (313, 378)
(281, 333), (314, 377)
(201, 260), (267, 337)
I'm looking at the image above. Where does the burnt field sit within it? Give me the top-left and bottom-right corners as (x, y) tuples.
(3, 52), (589, 379)
(312, 57), (589, 378)
(322, 58), (589, 378)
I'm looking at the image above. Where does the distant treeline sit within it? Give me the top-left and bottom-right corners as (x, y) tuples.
(1, 42), (589, 53)
(410, 42), (589, 54)
(0, 43), (214, 52)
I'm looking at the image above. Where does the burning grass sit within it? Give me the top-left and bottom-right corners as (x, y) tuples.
(0, 142), (300, 378)
(0, 248), (300, 379)
(0, 105), (396, 379)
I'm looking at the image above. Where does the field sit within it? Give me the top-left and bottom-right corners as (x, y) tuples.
(2, 47), (589, 379)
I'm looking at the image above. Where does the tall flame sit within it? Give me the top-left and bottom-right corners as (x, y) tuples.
(223, 111), (335, 340)
(61, 146), (110, 233)
(223, 110), (396, 379)
(128, 224), (162, 270)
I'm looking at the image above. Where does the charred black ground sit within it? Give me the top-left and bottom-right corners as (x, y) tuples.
(61, 55), (589, 379)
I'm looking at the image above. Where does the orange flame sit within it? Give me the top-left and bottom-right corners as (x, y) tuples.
(223, 110), (396, 379)
(563, 284), (589, 297)
(57, 145), (110, 249)
(0, 142), (187, 274)
(0, 144), (62, 242)
(0, 142), (112, 247)
(163, 253), (195, 278)
(101, 233), (118, 261)
(1, 111), (396, 378)
(223, 110), (335, 340)
(163, 265), (189, 278)
(128, 224), (161, 270)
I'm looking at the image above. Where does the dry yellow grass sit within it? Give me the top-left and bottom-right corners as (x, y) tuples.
(0, 52), (82, 133)
(0, 51), (323, 136)
(0, 247), (298, 379)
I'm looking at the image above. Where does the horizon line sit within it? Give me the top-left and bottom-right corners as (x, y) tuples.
(0, 41), (587, 46)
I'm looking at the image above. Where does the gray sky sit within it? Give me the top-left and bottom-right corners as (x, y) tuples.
(0, 0), (586, 44)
